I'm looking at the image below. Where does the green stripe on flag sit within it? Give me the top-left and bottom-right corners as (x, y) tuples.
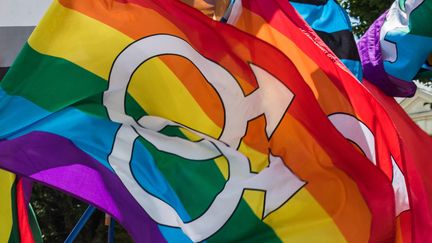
(138, 137), (281, 242)
(29, 205), (43, 243)
(1, 43), (146, 120)
(2, 44), (107, 112)
(399, 0), (406, 12)
(410, 1), (432, 36)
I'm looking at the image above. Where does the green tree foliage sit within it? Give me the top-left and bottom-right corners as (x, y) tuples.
(31, 184), (132, 242)
(339, 0), (394, 36)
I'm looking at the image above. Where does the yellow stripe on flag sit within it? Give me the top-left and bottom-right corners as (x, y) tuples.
(0, 169), (15, 243)
(263, 189), (347, 243)
(128, 58), (221, 138)
(28, 0), (221, 137)
(28, 0), (127, 80)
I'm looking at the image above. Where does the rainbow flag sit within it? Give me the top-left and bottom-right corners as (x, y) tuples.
(232, 0), (432, 242)
(0, 0), (396, 241)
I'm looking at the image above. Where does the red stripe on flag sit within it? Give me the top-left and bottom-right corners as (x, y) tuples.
(16, 178), (35, 243)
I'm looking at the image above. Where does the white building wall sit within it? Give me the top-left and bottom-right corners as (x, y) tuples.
(399, 82), (432, 135)
(0, 0), (52, 27)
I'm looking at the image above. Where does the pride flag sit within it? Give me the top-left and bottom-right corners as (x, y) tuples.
(0, 0), (395, 241)
(232, 0), (432, 242)
(358, 0), (432, 97)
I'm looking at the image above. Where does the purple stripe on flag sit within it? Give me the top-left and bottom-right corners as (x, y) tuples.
(357, 12), (416, 97)
(0, 131), (166, 242)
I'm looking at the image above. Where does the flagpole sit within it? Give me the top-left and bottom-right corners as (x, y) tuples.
(220, 0), (236, 23)
(107, 216), (115, 243)
(64, 205), (96, 243)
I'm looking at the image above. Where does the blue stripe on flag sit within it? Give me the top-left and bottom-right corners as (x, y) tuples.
(290, 0), (351, 33)
(158, 225), (194, 243)
(0, 88), (192, 222)
(383, 32), (432, 81)
(340, 58), (363, 81)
